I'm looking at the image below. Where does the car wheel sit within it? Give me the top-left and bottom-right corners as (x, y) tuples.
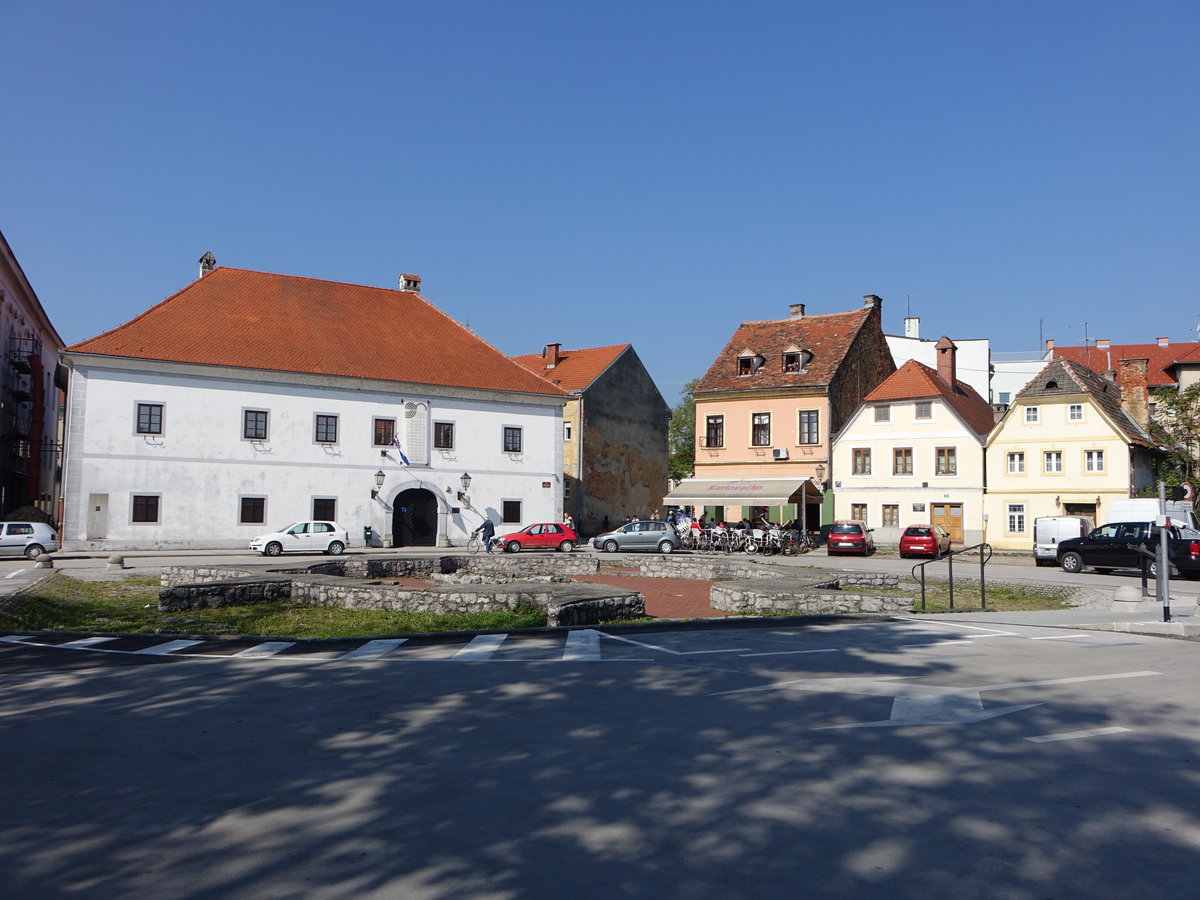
(558, 540), (574, 552)
(327, 541), (345, 556)
(24, 544), (45, 560)
(507, 540), (521, 553)
(1060, 551), (1083, 574)
(603, 540), (619, 553)
(264, 542), (283, 557)
(658, 539), (674, 554)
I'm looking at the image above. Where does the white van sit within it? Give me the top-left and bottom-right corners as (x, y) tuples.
(1108, 499), (1198, 533)
(1033, 516), (1094, 566)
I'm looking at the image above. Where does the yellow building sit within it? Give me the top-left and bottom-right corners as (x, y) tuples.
(983, 358), (1162, 550)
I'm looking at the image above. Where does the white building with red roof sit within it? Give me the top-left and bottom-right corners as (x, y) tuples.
(59, 260), (570, 550)
(831, 338), (996, 546)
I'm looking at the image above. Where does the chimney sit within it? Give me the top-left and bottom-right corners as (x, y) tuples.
(935, 336), (958, 387)
(1096, 339), (1110, 349)
(398, 273), (422, 292)
(1045, 338), (1055, 352)
(789, 303), (806, 318)
(863, 294), (882, 309)
(198, 251), (216, 278)
(904, 316), (920, 339)
(1157, 337), (1169, 347)
(1117, 358), (1150, 429)
(542, 343), (562, 367)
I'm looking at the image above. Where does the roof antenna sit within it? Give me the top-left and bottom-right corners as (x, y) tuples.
(1070, 321), (1091, 369)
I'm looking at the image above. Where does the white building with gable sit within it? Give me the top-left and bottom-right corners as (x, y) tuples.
(59, 261), (570, 550)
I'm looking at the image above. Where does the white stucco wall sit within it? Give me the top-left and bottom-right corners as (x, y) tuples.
(61, 357), (565, 550)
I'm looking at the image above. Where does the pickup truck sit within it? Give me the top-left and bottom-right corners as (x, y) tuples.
(1057, 521), (1200, 579)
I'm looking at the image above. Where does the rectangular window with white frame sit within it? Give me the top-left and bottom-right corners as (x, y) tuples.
(751, 412), (771, 446)
(243, 409), (269, 441)
(1068, 404), (1084, 422)
(434, 421), (455, 450)
(239, 496), (266, 524)
(852, 448), (871, 475)
(874, 405), (890, 423)
(563, 421), (572, 441)
(1085, 449), (1104, 472)
(1044, 450), (1063, 473)
(915, 401), (932, 420)
(798, 410), (819, 444)
(1008, 451), (1025, 474)
(1025, 406), (1039, 423)
(1007, 503), (1026, 534)
(136, 402), (164, 435)
(935, 446), (957, 476)
(882, 504), (899, 528)
(704, 415), (724, 448)
(132, 494), (160, 524)
(314, 414), (338, 444)
(893, 447), (913, 476)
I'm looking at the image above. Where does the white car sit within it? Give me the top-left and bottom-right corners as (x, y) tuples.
(0, 522), (60, 559)
(249, 521), (348, 557)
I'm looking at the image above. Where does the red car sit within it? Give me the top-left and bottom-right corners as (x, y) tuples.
(826, 521), (875, 556)
(498, 522), (578, 553)
(899, 524), (951, 559)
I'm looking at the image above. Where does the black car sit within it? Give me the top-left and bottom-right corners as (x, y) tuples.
(1057, 521), (1177, 576)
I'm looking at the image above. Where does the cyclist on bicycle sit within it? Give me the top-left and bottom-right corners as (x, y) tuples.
(472, 517), (496, 553)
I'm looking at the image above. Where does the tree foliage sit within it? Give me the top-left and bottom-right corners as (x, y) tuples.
(668, 378), (699, 483)
(1148, 383), (1200, 486)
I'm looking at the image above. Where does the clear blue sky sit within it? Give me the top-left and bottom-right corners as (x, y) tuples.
(4, 0), (1197, 404)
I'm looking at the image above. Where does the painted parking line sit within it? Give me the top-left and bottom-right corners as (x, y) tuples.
(978, 671), (1161, 692)
(5, 569), (29, 579)
(563, 629), (601, 661)
(134, 639), (205, 655)
(1031, 634), (1095, 640)
(739, 648), (840, 658)
(60, 637), (118, 649)
(453, 634), (507, 660)
(600, 632), (742, 656)
(231, 642), (294, 658)
(0, 634), (36, 642)
(339, 638), (408, 660)
(1026, 726), (1131, 743)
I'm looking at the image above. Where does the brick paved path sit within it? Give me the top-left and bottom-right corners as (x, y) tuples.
(573, 574), (722, 618)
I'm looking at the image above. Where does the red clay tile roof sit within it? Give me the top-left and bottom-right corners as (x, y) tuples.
(1052, 341), (1200, 387)
(64, 267), (569, 397)
(511, 344), (629, 391)
(695, 307), (874, 393)
(864, 359), (996, 437)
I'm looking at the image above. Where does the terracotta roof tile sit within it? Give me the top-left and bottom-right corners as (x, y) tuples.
(511, 344), (629, 391)
(1052, 341), (1200, 387)
(864, 359), (996, 436)
(696, 307), (874, 393)
(64, 267), (569, 397)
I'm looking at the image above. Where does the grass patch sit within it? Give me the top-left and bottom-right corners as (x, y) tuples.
(909, 582), (1071, 612)
(0, 573), (548, 638)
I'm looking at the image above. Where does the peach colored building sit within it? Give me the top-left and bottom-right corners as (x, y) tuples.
(667, 295), (894, 530)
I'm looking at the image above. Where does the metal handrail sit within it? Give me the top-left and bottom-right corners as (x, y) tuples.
(911, 542), (993, 611)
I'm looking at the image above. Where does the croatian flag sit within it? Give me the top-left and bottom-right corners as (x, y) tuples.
(392, 434), (410, 466)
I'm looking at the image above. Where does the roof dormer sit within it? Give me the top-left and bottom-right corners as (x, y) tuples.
(737, 349), (765, 376)
(782, 345), (813, 374)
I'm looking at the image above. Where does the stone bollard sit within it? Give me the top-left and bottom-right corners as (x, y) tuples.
(1112, 584), (1143, 611)
(35, 555), (54, 569)
(106, 554), (127, 571)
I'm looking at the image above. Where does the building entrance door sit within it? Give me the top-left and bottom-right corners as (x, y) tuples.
(931, 502), (963, 543)
(393, 488), (438, 547)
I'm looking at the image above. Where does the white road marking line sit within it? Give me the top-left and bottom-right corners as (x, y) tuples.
(563, 629), (601, 661)
(739, 648), (840, 657)
(892, 617), (1018, 636)
(0, 634), (36, 642)
(600, 633), (741, 655)
(134, 639), (204, 655)
(231, 642), (294, 658)
(921, 640), (976, 647)
(339, 639), (408, 660)
(1031, 634), (1095, 640)
(978, 671), (1161, 692)
(453, 634), (507, 660)
(60, 637), (118, 648)
(1026, 727), (1131, 743)
(5, 569), (29, 579)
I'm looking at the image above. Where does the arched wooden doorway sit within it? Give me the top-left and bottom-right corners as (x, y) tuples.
(393, 488), (438, 547)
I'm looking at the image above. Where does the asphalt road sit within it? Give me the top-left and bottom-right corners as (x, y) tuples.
(3, 614), (1200, 898)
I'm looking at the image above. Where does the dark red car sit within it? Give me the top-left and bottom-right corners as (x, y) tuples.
(498, 522), (578, 553)
(899, 524), (951, 559)
(826, 521), (875, 556)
